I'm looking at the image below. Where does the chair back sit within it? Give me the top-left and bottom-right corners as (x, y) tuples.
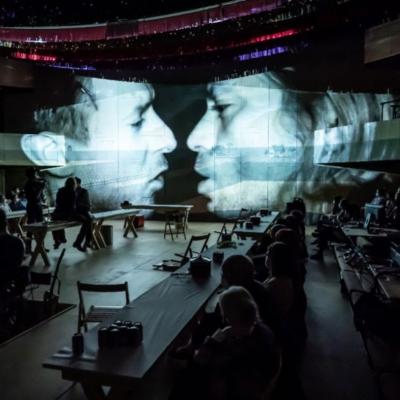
(215, 222), (228, 243)
(181, 233), (210, 262)
(238, 208), (250, 220)
(77, 281), (130, 329)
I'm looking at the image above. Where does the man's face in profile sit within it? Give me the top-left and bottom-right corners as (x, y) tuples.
(22, 77), (177, 208)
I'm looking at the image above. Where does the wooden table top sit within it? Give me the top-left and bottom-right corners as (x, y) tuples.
(43, 239), (254, 384)
(234, 211), (279, 238)
(123, 204), (193, 211)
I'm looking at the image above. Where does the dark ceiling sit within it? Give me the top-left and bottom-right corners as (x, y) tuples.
(0, 0), (223, 26)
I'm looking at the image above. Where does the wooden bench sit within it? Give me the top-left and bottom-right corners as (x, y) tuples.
(24, 209), (139, 267)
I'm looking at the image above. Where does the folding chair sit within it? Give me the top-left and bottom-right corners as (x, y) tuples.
(173, 233), (210, 265)
(164, 211), (186, 240)
(77, 281), (130, 332)
(155, 233), (210, 272)
(26, 248), (66, 303)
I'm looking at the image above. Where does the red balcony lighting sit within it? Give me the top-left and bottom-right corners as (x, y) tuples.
(249, 28), (299, 44)
(12, 51), (57, 62)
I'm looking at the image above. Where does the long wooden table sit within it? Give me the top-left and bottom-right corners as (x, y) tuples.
(6, 207), (54, 238)
(233, 211), (280, 239)
(333, 244), (400, 303)
(42, 239), (255, 399)
(24, 209), (139, 267)
(123, 203), (193, 234)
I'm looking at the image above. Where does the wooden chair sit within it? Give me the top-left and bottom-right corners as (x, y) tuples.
(77, 281), (130, 332)
(164, 211), (186, 240)
(173, 233), (210, 265)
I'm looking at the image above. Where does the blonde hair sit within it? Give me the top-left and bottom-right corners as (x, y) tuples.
(219, 286), (259, 327)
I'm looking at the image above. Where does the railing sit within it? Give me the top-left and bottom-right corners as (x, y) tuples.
(380, 98), (400, 120)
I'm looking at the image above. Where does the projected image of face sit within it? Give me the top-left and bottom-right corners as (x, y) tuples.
(187, 74), (299, 215)
(22, 78), (176, 208)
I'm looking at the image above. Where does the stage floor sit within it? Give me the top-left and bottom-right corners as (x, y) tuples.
(0, 222), (383, 400)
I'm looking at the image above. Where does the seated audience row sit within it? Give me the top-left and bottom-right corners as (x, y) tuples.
(170, 203), (309, 399)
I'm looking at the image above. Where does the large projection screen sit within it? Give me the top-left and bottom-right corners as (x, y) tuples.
(10, 72), (396, 216)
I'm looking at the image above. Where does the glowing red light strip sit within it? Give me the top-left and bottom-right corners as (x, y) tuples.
(11, 51), (57, 61)
(249, 28), (299, 44)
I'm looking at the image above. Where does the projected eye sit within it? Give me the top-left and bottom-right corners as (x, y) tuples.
(211, 103), (231, 114)
(131, 118), (144, 130)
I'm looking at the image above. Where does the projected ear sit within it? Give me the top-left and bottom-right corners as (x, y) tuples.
(21, 132), (66, 167)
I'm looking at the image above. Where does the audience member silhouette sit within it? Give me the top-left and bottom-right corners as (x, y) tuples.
(170, 286), (279, 400)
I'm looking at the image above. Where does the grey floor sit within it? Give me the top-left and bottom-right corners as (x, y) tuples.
(0, 222), (382, 400)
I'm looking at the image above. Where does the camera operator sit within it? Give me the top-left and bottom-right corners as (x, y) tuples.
(24, 167), (47, 253)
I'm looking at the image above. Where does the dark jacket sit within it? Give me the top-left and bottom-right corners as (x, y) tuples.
(0, 233), (25, 287)
(53, 187), (76, 220)
(76, 187), (90, 214)
(24, 178), (46, 205)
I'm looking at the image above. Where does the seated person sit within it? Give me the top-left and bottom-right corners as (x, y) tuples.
(385, 191), (396, 220)
(250, 222), (289, 281)
(170, 286), (279, 400)
(388, 190), (400, 228)
(311, 199), (359, 260)
(273, 229), (308, 344)
(284, 214), (308, 258)
(290, 209), (306, 238)
(8, 192), (26, 211)
(264, 242), (295, 332)
(52, 177), (77, 249)
(371, 188), (387, 206)
(0, 209), (27, 290)
(0, 194), (12, 214)
(172, 255), (274, 358)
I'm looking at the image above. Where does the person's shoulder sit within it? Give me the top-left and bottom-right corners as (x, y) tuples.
(250, 279), (269, 295)
(253, 321), (275, 346)
(0, 233), (24, 248)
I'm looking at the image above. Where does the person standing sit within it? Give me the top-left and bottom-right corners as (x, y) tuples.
(52, 177), (77, 249)
(24, 167), (46, 253)
(73, 177), (92, 252)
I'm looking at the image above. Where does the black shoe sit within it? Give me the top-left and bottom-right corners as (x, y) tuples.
(312, 232), (320, 238)
(73, 242), (86, 253)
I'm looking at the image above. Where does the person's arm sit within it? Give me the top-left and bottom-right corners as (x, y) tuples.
(194, 326), (233, 366)
(83, 189), (91, 211)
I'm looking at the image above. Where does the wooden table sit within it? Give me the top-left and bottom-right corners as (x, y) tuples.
(7, 207), (54, 238)
(233, 211), (280, 240)
(123, 204), (193, 234)
(24, 209), (139, 267)
(341, 226), (388, 239)
(43, 240), (255, 399)
(91, 209), (139, 249)
(333, 244), (400, 302)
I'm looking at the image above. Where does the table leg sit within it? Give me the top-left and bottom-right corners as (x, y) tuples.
(184, 209), (190, 233)
(17, 216), (27, 239)
(123, 216), (138, 238)
(30, 231), (50, 267)
(80, 382), (107, 400)
(92, 219), (106, 249)
(79, 383), (131, 400)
